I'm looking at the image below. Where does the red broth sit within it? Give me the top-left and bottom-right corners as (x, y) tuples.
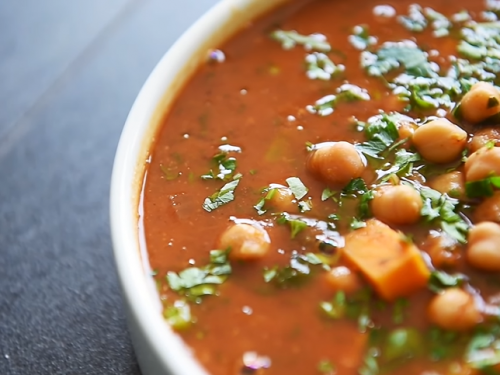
(142, 1), (500, 374)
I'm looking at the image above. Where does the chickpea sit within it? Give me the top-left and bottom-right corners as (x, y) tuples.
(265, 186), (296, 213)
(468, 128), (500, 153)
(467, 222), (500, 271)
(324, 266), (363, 295)
(428, 171), (465, 199)
(474, 192), (500, 223)
(218, 222), (271, 261)
(459, 82), (500, 124)
(423, 231), (460, 268)
(427, 288), (482, 331)
(308, 141), (366, 186)
(371, 184), (423, 225)
(412, 119), (468, 164)
(464, 146), (500, 182)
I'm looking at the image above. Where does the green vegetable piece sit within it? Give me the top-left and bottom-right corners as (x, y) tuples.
(466, 332), (500, 370)
(349, 25), (377, 51)
(392, 298), (408, 324)
(270, 30), (331, 52)
(286, 177), (309, 200)
(202, 178), (240, 212)
(359, 349), (379, 375)
(164, 300), (192, 330)
(466, 176), (500, 199)
(321, 188), (337, 201)
(383, 328), (423, 362)
(428, 270), (466, 293)
(318, 360), (336, 374)
(320, 291), (346, 319)
(305, 52), (344, 80)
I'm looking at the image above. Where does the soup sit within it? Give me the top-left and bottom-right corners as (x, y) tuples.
(141, 0), (500, 374)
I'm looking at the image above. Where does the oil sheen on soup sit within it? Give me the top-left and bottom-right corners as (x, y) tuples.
(142, 0), (500, 374)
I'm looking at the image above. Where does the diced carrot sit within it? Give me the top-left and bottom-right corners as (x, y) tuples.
(342, 219), (430, 301)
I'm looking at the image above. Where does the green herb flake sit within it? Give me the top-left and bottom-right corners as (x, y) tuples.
(466, 331), (500, 370)
(349, 25), (377, 51)
(270, 30), (331, 52)
(383, 328), (423, 363)
(166, 250), (231, 300)
(306, 52), (344, 80)
(160, 164), (180, 181)
(466, 176), (500, 199)
(428, 270), (466, 293)
(203, 178), (240, 212)
(201, 152), (238, 181)
(392, 298), (408, 324)
(359, 349), (379, 375)
(286, 177), (309, 200)
(350, 218), (367, 230)
(398, 4), (427, 32)
(318, 360), (336, 375)
(164, 300), (192, 330)
(322, 188), (337, 201)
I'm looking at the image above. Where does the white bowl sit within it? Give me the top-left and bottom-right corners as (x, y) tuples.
(110, 0), (287, 374)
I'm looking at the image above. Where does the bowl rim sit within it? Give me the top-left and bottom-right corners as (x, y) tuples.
(109, 0), (286, 374)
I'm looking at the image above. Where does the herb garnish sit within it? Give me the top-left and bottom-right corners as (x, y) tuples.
(163, 300), (192, 330)
(166, 249), (231, 300)
(466, 329), (500, 370)
(307, 84), (370, 116)
(271, 30), (331, 52)
(428, 270), (467, 293)
(465, 176), (500, 198)
(202, 178), (240, 212)
(286, 177), (309, 200)
(415, 185), (470, 243)
(263, 251), (332, 287)
(201, 151), (238, 181)
(349, 25), (377, 50)
(305, 52), (345, 80)
(317, 360), (336, 375)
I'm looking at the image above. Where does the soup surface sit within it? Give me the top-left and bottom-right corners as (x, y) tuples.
(142, 0), (500, 374)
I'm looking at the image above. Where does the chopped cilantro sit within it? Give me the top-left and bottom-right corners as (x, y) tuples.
(465, 176), (500, 198)
(317, 360), (336, 375)
(163, 300), (192, 330)
(349, 25), (377, 50)
(383, 328), (423, 363)
(466, 330), (500, 370)
(398, 4), (427, 32)
(286, 177), (309, 200)
(305, 52), (344, 80)
(350, 218), (367, 230)
(160, 164), (180, 181)
(428, 270), (466, 293)
(392, 298), (408, 324)
(254, 187), (278, 215)
(417, 185), (469, 243)
(355, 113), (400, 159)
(359, 349), (379, 375)
(277, 213), (308, 239)
(270, 30), (331, 52)
(202, 178), (240, 212)
(321, 188), (337, 201)
(343, 178), (369, 195)
(166, 249), (231, 300)
(362, 41), (434, 77)
(264, 251), (331, 287)
(299, 200), (313, 213)
(201, 151), (238, 181)
(306, 84), (369, 116)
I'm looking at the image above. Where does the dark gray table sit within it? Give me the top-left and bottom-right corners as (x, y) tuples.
(0, 1), (218, 373)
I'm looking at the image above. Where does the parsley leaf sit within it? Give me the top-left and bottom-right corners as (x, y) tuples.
(321, 188), (337, 201)
(417, 185), (469, 243)
(466, 176), (500, 198)
(263, 251), (331, 287)
(166, 249), (231, 301)
(466, 331), (500, 370)
(305, 52), (344, 80)
(270, 30), (331, 52)
(286, 177), (309, 200)
(253, 187), (278, 215)
(163, 300), (192, 330)
(202, 178), (240, 212)
(201, 152), (238, 181)
(355, 113), (400, 159)
(306, 84), (370, 116)
(349, 25), (377, 50)
(428, 270), (466, 293)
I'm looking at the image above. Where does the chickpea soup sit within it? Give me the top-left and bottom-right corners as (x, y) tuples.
(142, 0), (500, 374)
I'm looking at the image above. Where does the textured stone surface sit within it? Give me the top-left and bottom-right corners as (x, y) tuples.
(0, 0), (218, 374)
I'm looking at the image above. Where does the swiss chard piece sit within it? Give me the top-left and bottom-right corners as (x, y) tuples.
(428, 270), (467, 293)
(166, 249), (231, 300)
(203, 178), (240, 212)
(286, 177), (309, 200)
(466, 176), (500, 198)
(270, 29), (331, 52)
(163, 300), (192, 330)
(263, 251), (330, 287)
(418, 185), (469, 243)
(305, 52), (344, 80)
